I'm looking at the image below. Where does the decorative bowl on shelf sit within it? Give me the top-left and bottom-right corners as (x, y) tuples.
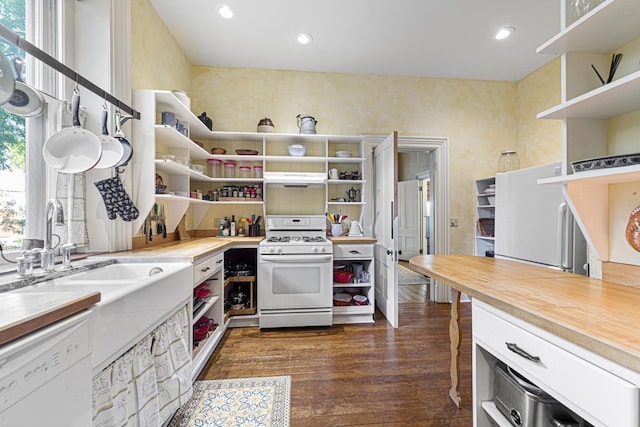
(335, 150), (352, 158)
(571, 153), (640, 173)
(334, 270), (353, 283)
(333, 293), (352, 306)
(236, 149), (259, 155)
(211, 147), (226, 155)
(191, 164), (205, 174)
(288, 144), (306, 157)
(353, 295), (368, 305)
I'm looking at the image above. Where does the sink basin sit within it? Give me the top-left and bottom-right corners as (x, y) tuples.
(57, 263), (168, 282)
(11, 260), (193, 373)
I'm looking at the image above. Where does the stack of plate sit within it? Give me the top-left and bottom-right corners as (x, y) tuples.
(335, 151), (352, 158)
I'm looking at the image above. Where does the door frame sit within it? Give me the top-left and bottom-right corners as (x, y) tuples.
(363, 135), (450, 306)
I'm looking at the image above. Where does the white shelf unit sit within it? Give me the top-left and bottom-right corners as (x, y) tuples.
(132, 89), (366, 234)
(474, 177), (495, 257)
(332, 243), (375, 324)
(535, 0), (640, 262)
(191, 251), (227, 381)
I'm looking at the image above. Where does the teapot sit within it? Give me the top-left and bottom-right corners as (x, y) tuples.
(346, 187), (360, 202)
(197, 112), (213, 131)
(296, 114), (317, 134)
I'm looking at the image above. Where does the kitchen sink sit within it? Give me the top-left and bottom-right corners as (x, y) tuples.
(11, 260), (193, 373)
(55, 262), (168, 282)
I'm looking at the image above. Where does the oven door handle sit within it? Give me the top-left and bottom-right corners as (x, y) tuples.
(260, 254), (333, 263)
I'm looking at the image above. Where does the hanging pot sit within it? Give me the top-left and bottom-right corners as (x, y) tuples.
(0, 51), (15, 106)
(42, 88), (102, 173)
(94, 105), (124, 169)
(113, 110), (133, 169)
(3, 57), (45, 117)
(296, 114), (317, 134)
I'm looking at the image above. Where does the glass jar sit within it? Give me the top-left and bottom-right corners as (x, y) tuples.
(498, 150), (520, 173)
(208, 158), (222, 177)
(253, 165), (263, 178)
(239, 166), (251, 178)
(224, 161), (236, 178)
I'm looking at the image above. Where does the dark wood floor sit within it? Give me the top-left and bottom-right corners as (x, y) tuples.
(199, 275), (473, 426)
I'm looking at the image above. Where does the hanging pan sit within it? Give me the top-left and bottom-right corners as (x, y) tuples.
(94, 104), (124, 169)
(113, 110), (133, 170)
(3, 57), (45, 117)
(42, 88), (102, 173)
(0, 51), (15, 105)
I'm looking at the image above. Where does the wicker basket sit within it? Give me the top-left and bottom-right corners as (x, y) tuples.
(478, 218), (495, 237)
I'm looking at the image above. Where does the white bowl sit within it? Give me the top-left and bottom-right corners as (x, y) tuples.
(288, 144), (306, 157)
(172, 89), (190, 110)
(191, 164), (205, 174)
(335, 151), (352, 158)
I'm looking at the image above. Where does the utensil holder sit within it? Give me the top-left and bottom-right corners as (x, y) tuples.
(331, 223), (343, 237)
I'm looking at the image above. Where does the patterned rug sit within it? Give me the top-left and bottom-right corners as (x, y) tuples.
(168, 376), (291, 427)
(398, 264), (429, 285)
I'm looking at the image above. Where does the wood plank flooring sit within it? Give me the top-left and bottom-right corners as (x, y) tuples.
(199, 280), (473, 426)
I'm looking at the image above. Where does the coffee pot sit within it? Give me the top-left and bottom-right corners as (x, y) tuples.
(296, 114), (317, 134)
(346, 187), (360, 202)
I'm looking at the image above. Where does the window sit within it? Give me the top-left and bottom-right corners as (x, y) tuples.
(0, 0), (27, 255)
(0, 0), (66, 270)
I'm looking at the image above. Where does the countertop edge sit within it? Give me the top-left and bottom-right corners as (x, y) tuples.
(409, 254), (640, 374)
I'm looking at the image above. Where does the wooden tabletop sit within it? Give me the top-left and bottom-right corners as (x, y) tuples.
(0, 291), (100, 345)
(409, 254), (640, 373)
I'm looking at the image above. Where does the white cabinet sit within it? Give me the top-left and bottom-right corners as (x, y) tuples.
(474, 177), (495, 257)
(472, 299), (640, 427)
(332, 243), (375, 324)
(191, 251), (227, 381)
(536, 0), (640, 262)
(132, 89), (367, 235)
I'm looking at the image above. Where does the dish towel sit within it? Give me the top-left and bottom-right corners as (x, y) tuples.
(152, 307), (192, 424)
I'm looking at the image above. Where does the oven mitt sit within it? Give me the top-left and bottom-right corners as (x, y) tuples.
(95, 176), (140, 222)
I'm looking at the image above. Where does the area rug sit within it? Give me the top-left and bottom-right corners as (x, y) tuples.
(398, 264), (429, 285)
(168, 375), (291, 427)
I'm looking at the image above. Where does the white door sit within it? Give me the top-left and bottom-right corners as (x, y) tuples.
(373, 132), (398, 327)
(398, 180), (421, 261)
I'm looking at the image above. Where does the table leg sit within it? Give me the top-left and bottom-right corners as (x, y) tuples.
(448, 287), (462, 408)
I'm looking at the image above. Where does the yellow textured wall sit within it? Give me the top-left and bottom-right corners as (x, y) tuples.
(191, 67), (526, 255)
(515, 58), (562, 168)
(131, 0), (192, 93)
(130, 0), (562, 255)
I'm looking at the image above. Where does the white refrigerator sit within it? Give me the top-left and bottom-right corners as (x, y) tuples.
(494, 162), (587, 274)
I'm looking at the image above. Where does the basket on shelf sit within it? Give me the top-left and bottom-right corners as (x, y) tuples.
(478, 218), (495, 237)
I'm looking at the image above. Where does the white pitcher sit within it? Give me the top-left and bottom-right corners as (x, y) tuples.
(297, 114), (317, 134)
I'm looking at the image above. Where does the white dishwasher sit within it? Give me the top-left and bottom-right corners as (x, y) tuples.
(0, 311), (92, 427)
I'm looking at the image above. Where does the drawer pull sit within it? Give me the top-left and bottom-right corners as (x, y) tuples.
(216, 259), (223, 264)
(505, 342), (540, 363)
(349, 250), (361, 254)
(201, 266), (211, 272)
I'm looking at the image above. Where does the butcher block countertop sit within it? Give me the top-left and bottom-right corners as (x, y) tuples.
(0, 291), (100, 345)
(329, 236), (377, 244)
(108, 236), (264, 263)
(410, 254), (640, 373)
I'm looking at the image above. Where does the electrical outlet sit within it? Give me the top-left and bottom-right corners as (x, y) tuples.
(450, 217), (459, 227)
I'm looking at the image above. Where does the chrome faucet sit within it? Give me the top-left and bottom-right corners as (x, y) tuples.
(41, 198), (64, 272)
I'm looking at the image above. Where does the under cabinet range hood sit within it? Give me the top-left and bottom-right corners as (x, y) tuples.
(263, 171), (327, 187)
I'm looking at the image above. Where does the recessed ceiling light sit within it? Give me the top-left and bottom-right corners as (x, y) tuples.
(495, 27), (515, 40)
(296, 33), (313, 45)
(217, 5), (236, 19)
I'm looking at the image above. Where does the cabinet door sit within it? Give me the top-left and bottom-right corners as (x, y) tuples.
(373, 132), (398, 327)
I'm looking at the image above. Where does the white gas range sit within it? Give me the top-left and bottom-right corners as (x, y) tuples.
(258, 215), (333, 328)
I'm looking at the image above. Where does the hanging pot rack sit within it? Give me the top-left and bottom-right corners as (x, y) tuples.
(0, 23), (140, 120)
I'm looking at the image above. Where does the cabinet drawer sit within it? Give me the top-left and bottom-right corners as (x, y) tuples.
(194, 252), (224, 285)
(333, 244), (373, 259)
(473, 302), (638, 427)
